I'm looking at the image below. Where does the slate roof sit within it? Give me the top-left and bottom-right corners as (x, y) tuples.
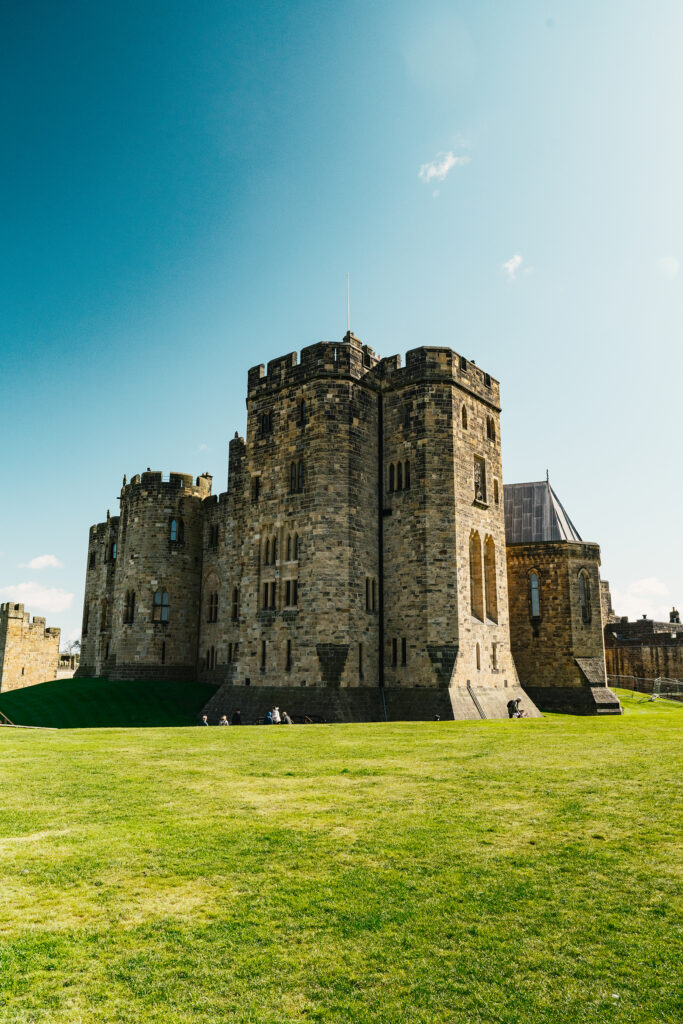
(504, 480), (582, 544)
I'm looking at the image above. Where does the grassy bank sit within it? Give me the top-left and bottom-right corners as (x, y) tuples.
(0, 676), (215, 728)
(0, 702), (680, 1022)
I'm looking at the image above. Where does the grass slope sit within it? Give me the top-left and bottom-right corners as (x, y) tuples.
(0, 677), (216, 728)
(0, 704), (681, 1023)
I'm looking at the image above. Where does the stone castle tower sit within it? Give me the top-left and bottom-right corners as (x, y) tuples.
(77, 331), (620, 720)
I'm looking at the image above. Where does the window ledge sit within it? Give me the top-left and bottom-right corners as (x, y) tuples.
(472, 498), (489, 509)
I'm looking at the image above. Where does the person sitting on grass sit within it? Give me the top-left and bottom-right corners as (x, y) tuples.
(231, 709), (242, 725)
(281, 711), (293, 724)
(200, 715), (209, 726)
(263, 711), (274, 725)
(218, 715), (229, 726)
(271, 706), (281, 724)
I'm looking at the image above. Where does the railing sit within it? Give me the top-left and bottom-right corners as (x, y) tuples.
(608, 674), (683, 703)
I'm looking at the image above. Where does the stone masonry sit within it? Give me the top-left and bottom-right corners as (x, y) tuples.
(76, 331), (616, 720)
(0, 603), (60, 692)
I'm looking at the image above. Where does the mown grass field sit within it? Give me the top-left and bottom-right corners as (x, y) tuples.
(0, 692), (680, 1023)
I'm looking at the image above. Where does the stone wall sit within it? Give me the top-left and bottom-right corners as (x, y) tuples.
(506, 542), (620, 714)
(604, 616), (683, 683)
(0, 603), (60, 692)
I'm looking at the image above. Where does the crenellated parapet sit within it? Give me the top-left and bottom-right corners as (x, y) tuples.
(247, 334), (500, 410)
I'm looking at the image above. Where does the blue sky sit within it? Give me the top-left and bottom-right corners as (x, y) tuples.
(1, 0), (682, 644)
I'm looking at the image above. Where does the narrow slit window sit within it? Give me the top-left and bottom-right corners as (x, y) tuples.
(261, 640), (267, 669)
(286, 639), (292, 671)
(401, 638), (407, 666)
(530, 572), (540, 619)
(359, 642), (364, 680)
(392, 638), (397, 667)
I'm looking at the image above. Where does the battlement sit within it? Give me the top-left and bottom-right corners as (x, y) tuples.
(247, 336), (499, 405)
(247, 333), (380, 396)
(1, 602), (27, 620)
(121, 470), (212, 499)
(0, 603), (61, 638)
(376, 347), (500, 405)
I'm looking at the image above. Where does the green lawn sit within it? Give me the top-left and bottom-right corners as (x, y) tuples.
(0, 700), (680, 1023)
(0, 677), (216, 728)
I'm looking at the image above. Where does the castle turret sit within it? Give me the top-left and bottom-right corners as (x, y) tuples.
(77, 471), (211, 681)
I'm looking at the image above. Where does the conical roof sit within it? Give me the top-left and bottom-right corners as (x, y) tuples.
(503, 480), (582, 544)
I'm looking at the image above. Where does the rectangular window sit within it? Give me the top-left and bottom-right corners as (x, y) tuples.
(492, 643), (497, 670)
(270, 581), (276, 610)
(286, 639), (292, 672)
(261, 640), (266, 669)
(401, 638), (407, 666)
(251, 476), (260, 503)
(392, 638), (397, 667)
(359, 642), (364, 680)
(262, 582), (269, 610)
(484, 372), (491, 387)
(285, 580), (291, 606)
(474, 456), (487, 503)
(292, 580), (298, 606)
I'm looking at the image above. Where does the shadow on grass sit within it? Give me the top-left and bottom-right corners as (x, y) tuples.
(0, 676), (217, 729)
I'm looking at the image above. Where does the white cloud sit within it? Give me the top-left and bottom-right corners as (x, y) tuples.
(610, 577), (672, 622)
(197, 443), (210, 452)
(20, 554), (64, 570)
(502, 253), (524, 279)
(0, 582), (74, 616)
(418, 151), (469, 184)
(658, 256), (679, 281)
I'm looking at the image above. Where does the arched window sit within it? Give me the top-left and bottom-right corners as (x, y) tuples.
(530, 572), (541, 619)
(484, 537), (498, 622)
(404, 461), (410, 489)
(579, 570), (592, 624)
(124, 591), (135, 624)
(462, 406), (468, 430)
(153, 590), (169, 622)
(469, 532), (484, 621)
(397, 463), (403, 490)
(389, 464), (395, 492)
(232, 587), (239, 621)
(110, 542), (117, 561)
(290, 462), (297, 493)
(476, 642), (481, 670)
(170, 519), (184, 543)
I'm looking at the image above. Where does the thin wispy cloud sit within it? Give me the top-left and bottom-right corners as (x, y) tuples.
(20, 553), (64, 570)
(418, 151), (469, 185)
(197, 443), (210, 452)
(502, 253), (524, 280)
(0, 582), (74, 615)
(610, 577), (672, 623)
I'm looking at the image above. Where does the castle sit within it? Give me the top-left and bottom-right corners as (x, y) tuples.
(0, 604), (61, 692)
(76, 332), (621, 721)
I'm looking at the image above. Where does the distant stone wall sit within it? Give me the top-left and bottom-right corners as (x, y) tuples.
(0, 603), (60, 692)
(604, 616), (683, 683)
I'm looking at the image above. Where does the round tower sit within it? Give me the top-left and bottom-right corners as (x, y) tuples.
(107, 470), (212, 680)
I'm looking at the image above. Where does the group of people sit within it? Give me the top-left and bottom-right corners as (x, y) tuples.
(199, 710), (242, 726)
(263, 706), (293, 725)
(199, 706), (294, 726)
